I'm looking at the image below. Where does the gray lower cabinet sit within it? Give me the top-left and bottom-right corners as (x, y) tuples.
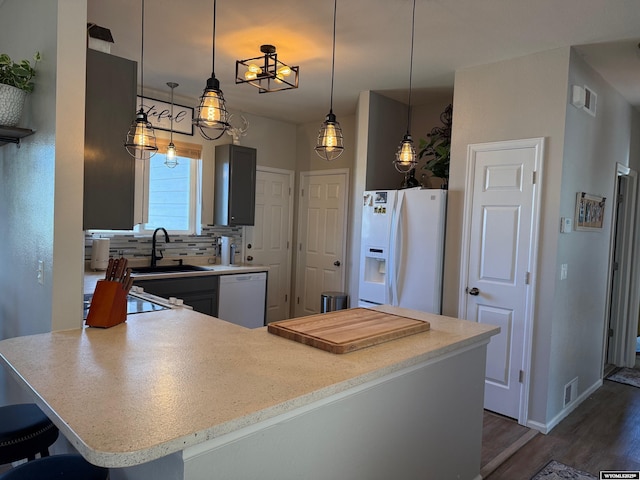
(214, 144), (257, 226)
(134, 276), (218, 316)
(84, 48), (137, 230)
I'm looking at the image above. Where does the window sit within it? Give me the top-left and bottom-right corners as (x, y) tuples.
(139, 140), (202, 235)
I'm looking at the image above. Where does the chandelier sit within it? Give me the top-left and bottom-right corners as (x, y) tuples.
(235, 45), (299, 93)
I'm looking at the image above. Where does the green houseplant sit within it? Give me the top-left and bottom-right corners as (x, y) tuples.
(418, 103), (452, 188)
(0, 51), (40, 127)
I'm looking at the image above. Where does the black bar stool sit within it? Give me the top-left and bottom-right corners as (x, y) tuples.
(0, 404), (59, 465)
(0, 454), (108, 479)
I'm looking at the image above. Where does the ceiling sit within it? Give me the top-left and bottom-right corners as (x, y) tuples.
(87, 0), (640, 125)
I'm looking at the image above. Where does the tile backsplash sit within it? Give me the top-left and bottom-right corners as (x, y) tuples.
(85, 226), (243, 265)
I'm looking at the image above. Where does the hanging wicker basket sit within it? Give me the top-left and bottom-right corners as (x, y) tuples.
(0, 84), (27, 127)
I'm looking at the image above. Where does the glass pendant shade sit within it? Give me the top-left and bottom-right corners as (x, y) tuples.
(195, 0), (229, 140)
(194, 77), (230, 140)
(165, 142), (178, 168)
(125, 109), (158, 159)
(394, 133), (417, 173)
(315, 111), (344, 161)
(124, 0), (157, 159)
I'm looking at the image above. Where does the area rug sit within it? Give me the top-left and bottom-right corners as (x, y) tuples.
(531, 460), (596, 479)
(606, 367), (640, 388)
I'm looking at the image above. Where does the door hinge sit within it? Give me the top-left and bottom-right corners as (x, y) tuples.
(525, 272), (530, 285)
(519, 370), (525, 383)
(613, 261), (619, 271)
(289, 187), (292, 196)
(285, 294), (288, 302)
(618, 193), (624, 204)
(299, 243), (302, 251)
(609, 328), (614, 337)
(532, 171), (537, 184)
(297, 297), (300, 305)
(287, 240), (289, 249)
(301, 188), (304, 197)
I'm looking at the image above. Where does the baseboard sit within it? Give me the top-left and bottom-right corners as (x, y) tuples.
(526, 379), (603, 434)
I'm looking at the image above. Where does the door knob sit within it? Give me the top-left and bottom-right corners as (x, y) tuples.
(467, 287), (480, 296)
(334, 260), (341, 267)
(246, 256), (253, 262)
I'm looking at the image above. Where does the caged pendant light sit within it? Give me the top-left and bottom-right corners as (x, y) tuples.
(193, 0), (230, 140)
(393, 0), (418, 173)
(124, 0), (158, 159)
(314, 0), (344, 161)
(165, 82), (179, 168)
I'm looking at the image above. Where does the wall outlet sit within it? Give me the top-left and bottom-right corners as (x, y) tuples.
(37, 260), (44, 285)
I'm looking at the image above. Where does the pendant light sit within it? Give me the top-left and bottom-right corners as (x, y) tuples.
(194, 0), (230, 140)
(124, 0), (158, 159)
(314, 0), (344, 161)
(394, 0), (418, 173)
(165, 82), (179, 168)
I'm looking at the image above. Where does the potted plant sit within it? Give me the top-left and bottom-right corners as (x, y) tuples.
(418, 104), (452, 189)
(0, 51), (40, 127)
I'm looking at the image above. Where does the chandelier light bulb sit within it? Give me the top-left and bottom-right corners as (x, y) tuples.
(277, 65), (291, 76)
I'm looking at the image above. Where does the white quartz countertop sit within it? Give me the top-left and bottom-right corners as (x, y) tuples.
(0, 306), (498, 468)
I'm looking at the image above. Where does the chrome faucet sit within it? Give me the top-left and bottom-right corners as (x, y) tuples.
(151, 227), (170, 268)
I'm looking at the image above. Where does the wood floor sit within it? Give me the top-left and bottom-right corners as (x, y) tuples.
(483, 377), (640, 479)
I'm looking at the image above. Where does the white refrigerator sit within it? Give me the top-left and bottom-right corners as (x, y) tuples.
(358, 188), (447, 314)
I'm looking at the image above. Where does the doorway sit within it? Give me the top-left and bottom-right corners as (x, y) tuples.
(294, 169), (349, 317)
(459, 138), (544, 424)
(604, 164), (639, 370)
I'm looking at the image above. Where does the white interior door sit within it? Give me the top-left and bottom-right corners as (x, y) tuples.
(245, 167), (294, 323)
(295, 169), (349, 317)
(460, 138), (544, 423)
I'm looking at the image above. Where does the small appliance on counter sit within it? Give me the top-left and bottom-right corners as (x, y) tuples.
(90, 238), (110, 270)
(220, 236), (234, 265)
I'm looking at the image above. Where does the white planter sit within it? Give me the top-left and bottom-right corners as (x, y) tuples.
(0, 84), (27, 127)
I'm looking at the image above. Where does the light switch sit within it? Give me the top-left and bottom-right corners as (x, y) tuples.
(560, 217), (572, 233)
(560, 263), (568, 280)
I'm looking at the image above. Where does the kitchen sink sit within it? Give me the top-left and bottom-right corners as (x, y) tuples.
(130, 265), (211, 274)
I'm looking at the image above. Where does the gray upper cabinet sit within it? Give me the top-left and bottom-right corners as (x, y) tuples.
(214, 144), (257, 226)
(83, 49), (137, 230)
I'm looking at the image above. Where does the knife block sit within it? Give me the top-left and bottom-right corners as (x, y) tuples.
(86, 280), (127, 328)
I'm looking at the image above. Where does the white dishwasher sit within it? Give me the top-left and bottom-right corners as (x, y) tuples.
(217, 272), (267, 328)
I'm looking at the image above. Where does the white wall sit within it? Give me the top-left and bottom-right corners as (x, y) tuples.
(0, 0), (87, 403)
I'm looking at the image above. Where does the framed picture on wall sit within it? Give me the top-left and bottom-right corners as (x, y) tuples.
(136, 95), (194, 136)
(575, 192), (606, 231)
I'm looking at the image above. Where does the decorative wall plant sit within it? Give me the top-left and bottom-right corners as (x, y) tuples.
(418, 103), (452, 186)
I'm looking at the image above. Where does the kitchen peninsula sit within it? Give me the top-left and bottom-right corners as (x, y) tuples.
(0, 306), (498, 480)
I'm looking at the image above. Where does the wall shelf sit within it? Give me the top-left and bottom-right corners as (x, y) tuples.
(0, 126), (35, 147)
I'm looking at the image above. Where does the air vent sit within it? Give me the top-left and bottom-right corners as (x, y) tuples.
(583, 86), (597, 116)
(563, 377), (578, 408)
(571, 85), (597, 117)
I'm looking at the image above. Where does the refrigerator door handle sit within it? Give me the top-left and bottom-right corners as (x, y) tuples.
(389, 191), (405, 306)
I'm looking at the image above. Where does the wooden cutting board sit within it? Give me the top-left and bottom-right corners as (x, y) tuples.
(267, 308), (430, 354)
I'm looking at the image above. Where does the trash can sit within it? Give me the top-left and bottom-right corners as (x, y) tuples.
(320, 291), (349, 313)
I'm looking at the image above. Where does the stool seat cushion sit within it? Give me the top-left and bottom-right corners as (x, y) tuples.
(0, 404), (58, 464)
(0, 454), (108, 480)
